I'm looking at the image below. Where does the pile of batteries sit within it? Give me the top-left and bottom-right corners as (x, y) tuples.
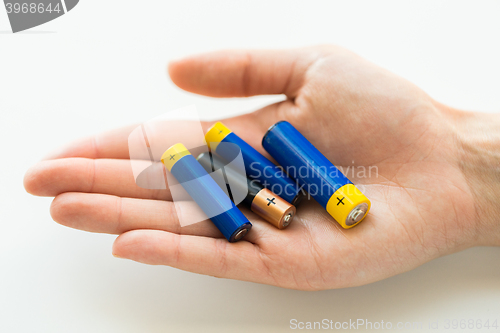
(160, 121), (370, 243)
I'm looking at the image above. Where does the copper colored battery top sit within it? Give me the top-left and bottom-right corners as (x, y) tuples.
(251, 188), (296, 229)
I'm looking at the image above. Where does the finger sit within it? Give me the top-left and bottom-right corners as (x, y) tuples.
(51, 192), (271, 243)
(168, 48), (321, 98)
(39, 103), (292, 161)
(43, 124), (138, 160)
(112, 229), (276, 285)
(24, 105), (292, 199)
(50, 192), (223, 237)
(24, 158), (172, 200)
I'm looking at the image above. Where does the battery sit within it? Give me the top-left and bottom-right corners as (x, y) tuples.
(197, 152), (296, 229)
(161, 143), (252, 242)
(262, 121), (370, 229)
(205, 122), (303, 205)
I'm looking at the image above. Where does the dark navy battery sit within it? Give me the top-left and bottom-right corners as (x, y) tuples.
(197, 152), (297, 230)
(161, 143), (251, 242)
(262, 121), (371, 229)
(205, 122), (302, 205)
(196, 152), (260, 206)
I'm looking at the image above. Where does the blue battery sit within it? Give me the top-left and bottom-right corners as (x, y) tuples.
(262, 121), (370, 229)
(161, 143), (252, 242)
(205, 122), (303, 205)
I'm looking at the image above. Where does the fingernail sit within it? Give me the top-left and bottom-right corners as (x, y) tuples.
(112, 253), (123, 259)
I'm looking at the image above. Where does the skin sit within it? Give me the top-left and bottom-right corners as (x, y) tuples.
(24, 46), (500, 290)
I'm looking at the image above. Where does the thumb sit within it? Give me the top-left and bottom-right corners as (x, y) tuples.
(168, 47), (321, 98)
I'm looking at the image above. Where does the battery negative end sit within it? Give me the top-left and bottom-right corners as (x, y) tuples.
(261, 120), (288, 146)
(229, 223), (252, 242)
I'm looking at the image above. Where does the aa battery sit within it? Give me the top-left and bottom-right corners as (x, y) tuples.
(262, 121), (370, 229)
(205, 122), (303, 205)
(161, 143), (252, 242)
(197, 152), (296, 229)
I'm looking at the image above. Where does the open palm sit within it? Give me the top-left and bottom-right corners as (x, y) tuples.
(24, 46), (480, 290)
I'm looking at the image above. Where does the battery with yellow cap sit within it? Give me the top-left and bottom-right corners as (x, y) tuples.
(161, 143), (252, 242)
(197, 152), (296, 229)
(205, 122), (303, 205)
(262, 121), (370, 229)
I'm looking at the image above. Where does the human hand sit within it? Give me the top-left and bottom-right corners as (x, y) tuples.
(24, 46), (500, 290)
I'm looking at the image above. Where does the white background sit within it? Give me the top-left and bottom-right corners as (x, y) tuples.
(1, 1), (499, 332)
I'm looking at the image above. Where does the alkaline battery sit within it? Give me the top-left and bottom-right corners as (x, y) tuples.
(262, 121), (370, 229)
(205, 122), (303, 205)
(197, 152), (296, 229)
(161, 144), (252, 242)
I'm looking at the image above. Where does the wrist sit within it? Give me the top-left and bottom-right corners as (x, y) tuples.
(450, 108), (500, 246)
